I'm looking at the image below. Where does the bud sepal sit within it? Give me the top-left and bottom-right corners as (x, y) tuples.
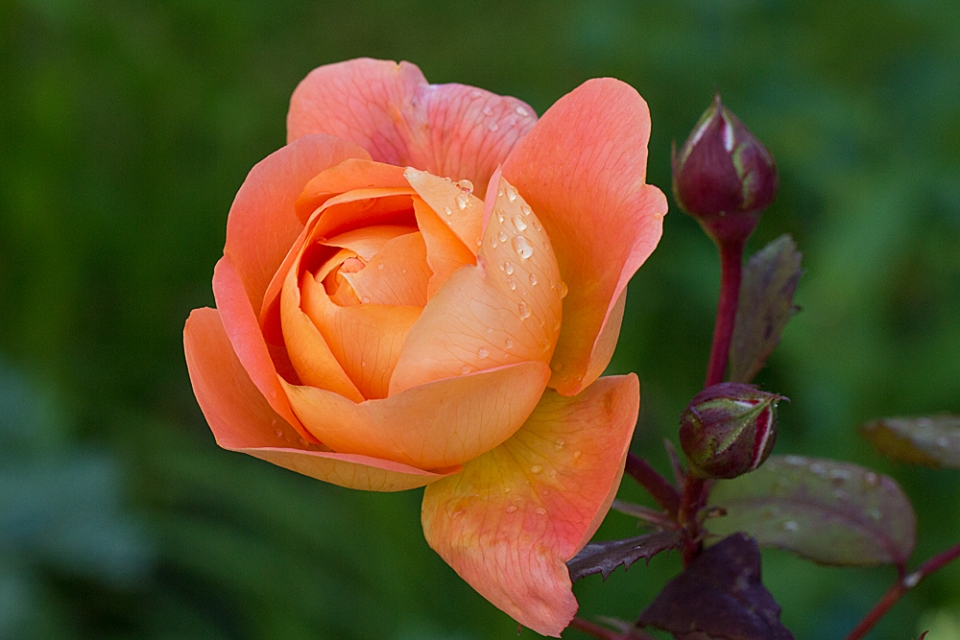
(679, 382), (782, 479)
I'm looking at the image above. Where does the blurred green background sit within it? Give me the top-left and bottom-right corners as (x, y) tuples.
(2, 0), (959, 638)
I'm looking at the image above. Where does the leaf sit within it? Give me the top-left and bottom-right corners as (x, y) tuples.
(729, 234), (802, 383)
(567, 530), (684, 582)
(638, 533), (794, 640)
(860, 415), (960, 469)
(707, 455), (916, 567)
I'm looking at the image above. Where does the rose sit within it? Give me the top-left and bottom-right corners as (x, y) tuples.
(184, 58), (666, 636)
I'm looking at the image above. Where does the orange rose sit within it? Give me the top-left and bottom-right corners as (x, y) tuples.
(184, 58), (666, 636)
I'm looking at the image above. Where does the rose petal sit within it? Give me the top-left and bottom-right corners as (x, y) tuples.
(502, 79), (667, 395)
(404, 168), (482, 255)
(281, 361), (551, 469)
(184, 307), (459, 491)
(420, 374), (640, 636)
(224, 134), (370, 311)
(333, 230), (432, 307)
(412, 196), (476, 299)
(300, 272), (422, 400)
(295, 159), (409, 224)
(390, 172), (562, 395)
(287, 58), (536, 190)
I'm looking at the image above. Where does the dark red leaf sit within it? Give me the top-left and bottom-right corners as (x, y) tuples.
(567, 530), (684, 582)
(638, 533), (794, 640)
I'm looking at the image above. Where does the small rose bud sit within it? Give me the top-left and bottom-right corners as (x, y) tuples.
(672, 94), (778, 245)
(679, 382), (782, 479)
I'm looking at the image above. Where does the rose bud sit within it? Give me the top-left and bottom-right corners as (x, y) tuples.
(679, 382), (781, 479)
(672, 94), (778, 245)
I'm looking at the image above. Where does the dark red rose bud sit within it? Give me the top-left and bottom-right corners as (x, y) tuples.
(679, 382), (782, 479)
(672, 94), (778, 245)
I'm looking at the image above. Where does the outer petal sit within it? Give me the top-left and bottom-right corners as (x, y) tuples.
(281, 362), (551, 470)
(421, 374), (640, 636)
(224, 134), (370, 311)
(390, 172), (563, 395)
(287, 58), (537, 191)
(502, 79), (667, 396)
(184, 307), (459, 491)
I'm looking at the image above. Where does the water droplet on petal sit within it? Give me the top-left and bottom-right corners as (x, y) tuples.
(516, 105), (530, 117)
(361, 296), (370, 303)
(513, 215), (528, 231)
(496, 209), (505, 223)
(512, 236), (533, 259)
(457, 179), (474, 194)
(505, 338), (514, 350)
(460, 365), (472, 375)
(572, 450), (582, 459)
(549, 469), (557, 478)
(520, 203), (532, 216)
(455, 192), (469, 210)
(867, 508), (882, 521)
(535, 507), (547, 516)
(498, 231), (507, 243)
(506, 278), (516, 291)
(864, 472), (880, 487)
(555, 280), (569, 298)
(490, 237), (498, 249)
(488, 121), (499, 131)
(482, 106), (494, 116)
(274, 428), (284, 439)
(532, 218), (543, 231)
(503, 262), (514, 275)
(443, 206), (452, 216)
(505, 505), (518, 514)
(529, 273), (538, 286)
(377, 263), (384, 270)
(469, 89), (482, 99)
(530, 465), (543, 474)
(451, 508), (465, 519)
(505, 185), (519, 202)
(477, 347), (489, 358)
(554, 439), (565, 451)
(518, 302), (531, 320)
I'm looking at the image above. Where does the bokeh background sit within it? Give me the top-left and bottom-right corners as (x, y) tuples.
(2, 0), (960, 638)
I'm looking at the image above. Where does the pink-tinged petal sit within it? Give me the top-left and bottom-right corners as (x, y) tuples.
(281, 362), (551, 470)
(224, 134), (370, 311)
(502, 79), (667, 396)
(404, 168), (482, 255)
(338, 232), (432, 307)
(300, 272), (422, 400)
(420, 374), (640, 636)
(390, 172), (562, 395)
(288, 58), (536, 190)
(412, 196), (476, 299)
(295, 159), (409, 224)
(184, 307), (460, 491)
(213, 255), (317, 442)
(279, 252), (365, 402)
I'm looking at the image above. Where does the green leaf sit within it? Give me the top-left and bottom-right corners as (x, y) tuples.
(567, 530), (684, 582)
(707, 455), (916, 567)
(861, 415), (960, 469)
(729, 235), (802, 383)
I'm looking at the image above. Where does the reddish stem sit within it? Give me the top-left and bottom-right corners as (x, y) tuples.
(844, 542), (960, 640)
(569, 617), (656, 640)
(678, 474), (706, 565)
(625, 452), (681, 516)
(704, 239), (745, 387)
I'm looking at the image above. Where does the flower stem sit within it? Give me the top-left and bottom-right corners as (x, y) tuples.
(569, 617), (656, 640)
(625, 452), (681, 516)
(678, 474), (706, 565)
(704, 239), (745, 388)
(844, 542), (960, 640)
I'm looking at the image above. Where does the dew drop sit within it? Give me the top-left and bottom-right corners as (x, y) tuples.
(520, 203), (532, 216)
(505, 505), (518, 514)
(488, 121), (499, 131)
(512, 236), (533, 259)
(866, 508), (882, 521)
(504, 262), (514, 275)
(377, 263), (385, 270)
(554, 280), (569, 298)
(535, 507), (547, 516)
(505, 338), (514, 350)
(513, 215), (528, 231)
(490, 237), (498, 249)
(554, 439), (565, 451)
(516, 106), (530, 117)
(482, 106), (494, 116)
(477, 347), (489, 359)
(450, 508), (465, 519)
(443, 206), (452, 216)
(361, 296), (370, 303)
(529, 273), (538, 286)
(457, 178), (474, 194)
(549, 469), (557, 478)
(497, 187), (505, 197)
(497, 209), (505, 223)
(863, 471), (880, 487)
(506, 116), (518, 126)
(532, 218), (542, 231)
(553, 320), (561, 332)
(507, 278), (516, 291)
(360, 360), (366, 368)
(455, 192), (469, 210)
(274, 428), (284, 439)
(518, 301), (531, 320)
(498, 230), (507, 243)
(572, 450), (582, 459)
(401, 268), (407, 274)
(780, 520), (799, 532)
(530, 465), (543, 474)
(469, 89), (482, 99)
(498, 262), (505, 271)
(460, 365), (472, 375)
(505, 184), (519, 202)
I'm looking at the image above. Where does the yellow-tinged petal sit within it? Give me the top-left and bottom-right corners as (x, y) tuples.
(335, 231), (432, 308)
(390, 172), (562, 395)
(502, 79), (666, 396)
(184, 307), (460, 491)
(281, 361), (551, 470)
(420, 374), (640, 636)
